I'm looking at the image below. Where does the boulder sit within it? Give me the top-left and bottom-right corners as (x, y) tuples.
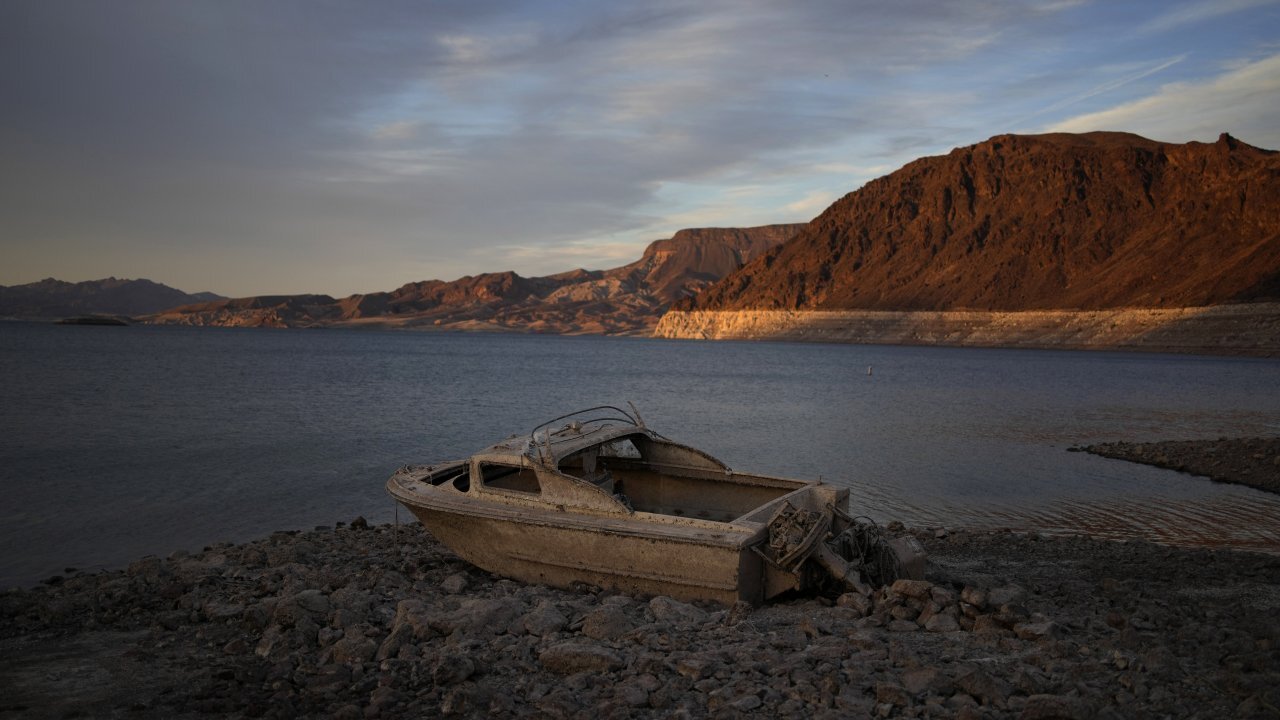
(539, 642), (625, 674)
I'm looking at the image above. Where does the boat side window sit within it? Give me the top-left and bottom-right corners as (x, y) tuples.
(479, 462), (541, 495)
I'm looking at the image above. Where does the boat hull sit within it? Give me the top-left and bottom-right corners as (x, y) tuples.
(404, 503), (768, 605)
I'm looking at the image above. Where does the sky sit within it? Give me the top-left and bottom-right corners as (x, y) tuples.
(2, 1), (1278, 298)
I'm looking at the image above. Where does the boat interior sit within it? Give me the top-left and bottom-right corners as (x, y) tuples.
(415, 407), (813, 524)
(424, 435), (804, 524)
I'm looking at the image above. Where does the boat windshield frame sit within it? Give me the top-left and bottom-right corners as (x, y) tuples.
(529, 405), (653, 463)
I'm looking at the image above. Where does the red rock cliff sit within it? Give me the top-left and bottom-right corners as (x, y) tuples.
(683, 132), (1280, 312)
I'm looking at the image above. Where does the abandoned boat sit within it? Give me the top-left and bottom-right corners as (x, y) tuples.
(387, 405), (924, 605)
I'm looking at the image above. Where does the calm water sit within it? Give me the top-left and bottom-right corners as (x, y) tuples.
(2, 321), (1279, 587)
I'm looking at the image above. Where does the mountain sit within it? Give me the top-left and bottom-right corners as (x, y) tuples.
(679, 132), (1280, 313)
(0, 277), (223, 320)
(143, 225), (802, 333)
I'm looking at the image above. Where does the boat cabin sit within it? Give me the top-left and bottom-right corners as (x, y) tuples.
(428, 407), (808, 524)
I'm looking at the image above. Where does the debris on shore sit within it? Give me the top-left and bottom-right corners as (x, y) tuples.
(1077, 437), (1280, 495)
(2, 521), (1277, 719)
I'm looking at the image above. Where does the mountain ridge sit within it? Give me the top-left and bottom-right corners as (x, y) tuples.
(143, 225), (803, 332)
(680, 132), (1280, 313)
(0, 277), (223, 319)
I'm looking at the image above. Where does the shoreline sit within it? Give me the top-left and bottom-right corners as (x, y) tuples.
(1079, 437), (1280, 495)
(654, 304), (1280, 357)
(3, 521), (1277, 718)
(10, 310), (1280, 357)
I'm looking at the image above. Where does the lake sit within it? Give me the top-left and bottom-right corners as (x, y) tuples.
(2, 321), (1279, 588)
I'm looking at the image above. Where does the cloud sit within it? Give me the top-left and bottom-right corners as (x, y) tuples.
(3, 0), (1276, 296)
(1047, 53), (1280, 147)
(1016, 55), (1187, 124)
(785, 191), (838, 217)
(1141, 0), (1280, 34)
(372, 121), (420, 141)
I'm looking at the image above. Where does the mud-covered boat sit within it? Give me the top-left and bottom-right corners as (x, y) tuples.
(387, 405), (923, 605)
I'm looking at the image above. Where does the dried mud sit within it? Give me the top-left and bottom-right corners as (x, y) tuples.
(3, 520), (1278, 719)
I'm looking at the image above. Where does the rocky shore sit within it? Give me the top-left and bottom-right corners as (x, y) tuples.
(652, 304), (1280, 357)
(3, 521), (1278, 719)
(1079, 437), (1280, 495)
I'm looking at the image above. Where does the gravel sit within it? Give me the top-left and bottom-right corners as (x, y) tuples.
(2, 520), (1278, 719)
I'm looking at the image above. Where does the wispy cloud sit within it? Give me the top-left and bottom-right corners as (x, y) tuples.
(1017, 55), (1187, 125)
(785, 191), (838, 216)
(1141, 0), (1280, 34)
(1048, 53), (1280, 147)
(372, 120), (419, 141)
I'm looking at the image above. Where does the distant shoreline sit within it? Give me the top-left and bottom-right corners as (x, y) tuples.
(654, 303), (1280, 357)
(9, 304), (1280, 358)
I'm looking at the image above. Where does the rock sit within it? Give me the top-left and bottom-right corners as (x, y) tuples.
(350, 516), (369, 530)
(723, 600), (754, 625)
(582, 606), (634, 641)
(874, 682), (910, 707)
(202, 601), (246, 622)
(127, 557), (168, 582)
(674, 656), (716, 680)
(376, 623), (411, 661)
(1019, 694), (1086, 719)
(903, 667), (955, 697)
(242, 603), (272, 630)
(887, 619), (920, 633)
(988, 584), (1027, 607)
(332, 704), (363, 719)
(431, 654), (476, 685)
(440, 684), (487, 716)
(317, 625), (343, 646)
(1014, 620), (1060, 641)
(614, 682), (649, 708)
(330, 587), (375, 615)
(273, 589), (330, 627)
(955, 669), (1013, 707)
(523, 601), (568, 637)
(924, 613), (960, 633)
(891, 604), (920, 622)
(254, 626), (294, 661)
(449, 597), (523, 636)
(972, 615), (1014, 636)
(891, 579), (933, 600)
(329, 633), (377, 665)
(995, 603), (1030, 627)
(538, 642), (625, 674)
(440, 574), (468, 595)
(649, 596), (708, 624)
(389, 599), (433, 640)
(837, 592), (874, 616)
(768, 627), (809, 649)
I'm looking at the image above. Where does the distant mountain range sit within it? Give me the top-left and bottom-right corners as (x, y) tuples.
(681, 132), (1280, 312)
(143, 225), (802, 333)
(11, 131), (1279, 348)
(0, 277), (222, 320)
